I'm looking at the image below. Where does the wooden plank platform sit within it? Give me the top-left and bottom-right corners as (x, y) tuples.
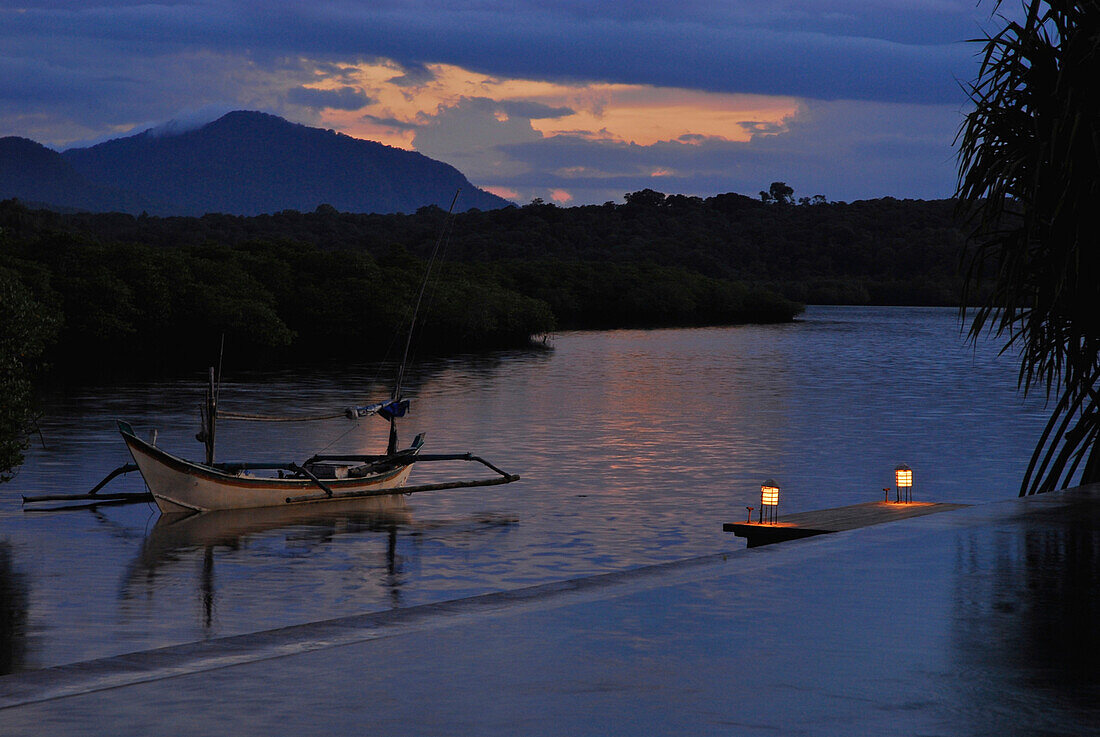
(723, 501), (970, 547)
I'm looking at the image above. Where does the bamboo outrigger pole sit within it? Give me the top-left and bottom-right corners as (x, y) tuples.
(21, 462), (150, 505)
(284, 453), (519, 504)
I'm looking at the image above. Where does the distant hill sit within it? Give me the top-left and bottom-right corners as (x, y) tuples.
(0, 137), (151, 213)
(2, 112), (510, 215)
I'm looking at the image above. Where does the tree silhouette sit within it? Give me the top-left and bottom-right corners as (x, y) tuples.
(624, 188), (667, 208)
(0, 267), (58, 481)
(957, 1), (1100, 494)
(759, 181), (794, 205)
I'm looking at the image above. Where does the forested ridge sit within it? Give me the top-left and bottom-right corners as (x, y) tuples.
(19, 188), (967, 303)
(0, 192), (822, 375)
(0, 188), (970, 477)
(0, 189), (970, 376)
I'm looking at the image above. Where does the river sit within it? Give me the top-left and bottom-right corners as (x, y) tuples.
(0, 306), (1050, 673)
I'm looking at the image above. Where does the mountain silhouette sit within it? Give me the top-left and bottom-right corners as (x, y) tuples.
(3, 112), (510, 215)
(0, 136), (151, 213)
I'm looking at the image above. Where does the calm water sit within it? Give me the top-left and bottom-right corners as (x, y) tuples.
(0, 306), (1049, 672)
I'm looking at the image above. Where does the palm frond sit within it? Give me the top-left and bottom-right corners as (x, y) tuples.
(957, 1), (1100, 495)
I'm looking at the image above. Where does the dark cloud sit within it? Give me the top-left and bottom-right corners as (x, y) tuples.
(286, 85), (374, 111)
(360, 113), (420, 131)
(0, 41), (310, 143)
(310, 61), (364, 84)
(738, 121), (786, 136)
(386, 62), (437, 87)
(0, 57), (108, 104)
(498, 100), (575, 120)
(412, 96), (542, 180)
(0, 3), (983, 105)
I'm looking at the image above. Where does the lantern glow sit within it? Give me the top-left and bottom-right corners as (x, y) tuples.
(761, 485), (779, 506)
(759, 479), (780, 524)
(894, 464), (913, 503)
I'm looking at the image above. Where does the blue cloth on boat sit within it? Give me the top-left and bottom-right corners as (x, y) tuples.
(344, 399), (411, 420)
(378, 399), (410, 420)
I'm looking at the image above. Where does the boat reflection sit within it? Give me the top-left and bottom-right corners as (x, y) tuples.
(124, 497), (412, 627)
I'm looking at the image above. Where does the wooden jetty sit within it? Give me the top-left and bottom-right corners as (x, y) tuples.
(724, 501), (969, 547)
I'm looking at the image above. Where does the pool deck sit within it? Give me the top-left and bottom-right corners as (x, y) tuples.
(2, 485), (1099, 736)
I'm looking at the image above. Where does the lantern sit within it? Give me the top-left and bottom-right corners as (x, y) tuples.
(895, 464), (913, 503)
(759, 479), (780, 524)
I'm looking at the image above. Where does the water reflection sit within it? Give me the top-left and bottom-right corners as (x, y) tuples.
(1, 307), (1053, 669)
(0, 542), (28, 674)
(950, 499), (1100, 734)
(124, 498), (412, 629)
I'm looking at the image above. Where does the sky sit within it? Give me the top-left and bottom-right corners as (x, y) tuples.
(0, 1), (1001, 206)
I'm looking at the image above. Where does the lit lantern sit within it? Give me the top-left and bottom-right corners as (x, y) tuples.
(895, 464), (913, 503)
(759, 479), (780, 524)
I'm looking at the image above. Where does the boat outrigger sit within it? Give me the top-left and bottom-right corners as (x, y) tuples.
(24, 388), (518, 513)
(22, 189), (521, 513)
(116, 415), (519, 513)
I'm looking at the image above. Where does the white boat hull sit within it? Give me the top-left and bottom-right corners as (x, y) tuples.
(121, 430), (415, 513)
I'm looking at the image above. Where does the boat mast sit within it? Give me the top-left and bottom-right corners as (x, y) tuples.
(387, 188), (461, 454)
(200, 335), (224, 465)
(202, 366), (217, 465)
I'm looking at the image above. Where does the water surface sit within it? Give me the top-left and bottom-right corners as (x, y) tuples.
(0, 306), (1049, 671)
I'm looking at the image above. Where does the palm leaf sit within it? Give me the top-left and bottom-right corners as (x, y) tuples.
(956, 1), (1100, 495)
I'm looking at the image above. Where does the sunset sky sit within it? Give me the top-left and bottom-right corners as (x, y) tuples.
(0, 2), (997, 206)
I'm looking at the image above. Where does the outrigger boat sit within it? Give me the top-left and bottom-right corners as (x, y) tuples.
(116, 407), (518, 514)
(23, 190), (521, 513)
(111, 377), (518, 514)
(27, 397), (519, 513)
(117, 422), (421, 514)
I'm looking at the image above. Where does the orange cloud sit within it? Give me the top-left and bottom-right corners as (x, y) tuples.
(295, 60), (798, 150)
(286, 60), (802, 202)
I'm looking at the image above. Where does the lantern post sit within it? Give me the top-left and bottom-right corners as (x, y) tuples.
(895, 464), (913, 503)
(760, 479), (780, 524)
